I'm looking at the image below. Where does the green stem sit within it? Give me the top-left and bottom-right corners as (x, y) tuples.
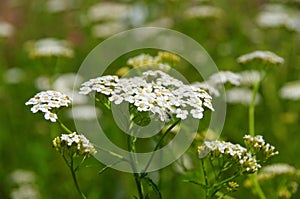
(57, 119), (73, 134)
(201, 158), (210, 199)
(248, 80), (266, 199)
(142, 119), (181, 175)
(127, 118), (145, 199)
(69, 156), (87, 199)
(251, 174), (266, 199)
(249, 81), (260, 136)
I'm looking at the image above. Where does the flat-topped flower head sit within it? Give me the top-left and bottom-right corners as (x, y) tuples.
(87, 2), (129, 22)
(208, 71), (241, 86)
(226, 88), (261, 106)
(237, 50), (284, 65)
(158, 51), (180, 63)
(279, 80), (300, 100)
(198, 140), (261, 173)
(25, 90), (72, 122)
(80, 70), (213, 122)
(238, 70), (263, 86)
(127, 54), (161, 68)
(25, 38), (74, 58)
(0, 21), (14, 38)
(92, 22), (125, 38)
(192, 82), (220, 97)
(257, 163), (299, 181)
(53, 132), (97, 156)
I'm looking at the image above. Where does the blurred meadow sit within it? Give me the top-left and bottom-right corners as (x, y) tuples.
(1, 0), (300, 198)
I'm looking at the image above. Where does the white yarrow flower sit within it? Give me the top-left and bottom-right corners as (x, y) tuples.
(25, 90), (72, 122)
(279, 80), (300, 100)
(0, 21), (14, 38)
(226, 88), (261, 106)
(237, 50), (284, 65)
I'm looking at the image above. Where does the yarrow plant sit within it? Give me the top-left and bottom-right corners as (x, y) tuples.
(25, 52), (284, 199)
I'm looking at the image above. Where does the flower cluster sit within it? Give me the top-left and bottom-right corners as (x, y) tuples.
(238, 70), (263, 86)
(244, 134), (279, 160)
(237, 50), (284, 65)
(53, 132), (97, 156)
(208, 71), (241, 87)
(25, 90), (72, 122)
(0, 20), (14, 38)
(198, 140), (261, 173)
(279, 80), (300, 100)
(184, 5), (224, 20)
(257, 163), (299, 181)
(226, 88), (261, 106)
(25, 38), (74, 58)
(79, 70), (214, 121)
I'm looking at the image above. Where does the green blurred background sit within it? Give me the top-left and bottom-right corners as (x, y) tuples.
(0, 0), (300, 198)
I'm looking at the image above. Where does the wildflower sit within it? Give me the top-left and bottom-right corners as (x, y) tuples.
(80, 70), (214, 122)
(198, 140), (261, 173)
(238, 70), (263, 86)
(46, 0), (74, 13)
(158, 51), (180, 63)
(208, 71), (241, 86)
(184, 5), (224, 20)
(227, 181), (239, 192)
(146, 17), (174, 28)
(243, 134), (279, 159)
(25, 90), (72, 122)
(10, 185), (40, 199)
(3, 67), (25, 84)
(237, 50), (284, 65)
(226, 87), (261, 106)
(127, 54), (161, 68)
(0, 21), (14, 38)
(25, 38), (74, 58)
(53, 132), (97, 155)
(192, 82), (220, 97)
(87, 2), (129, 22)
(256, 4), (300, 32)
(91, 22), (125, 38)
(257, 163), (298, 181)
(279, 80), (300, 100)
(9, 170), (36, 185)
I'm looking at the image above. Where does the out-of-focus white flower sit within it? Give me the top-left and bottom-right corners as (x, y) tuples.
(127, 2), (148, 26)
(237, 50), (284, 65)
(53, 132), (97, 155)
(67, 105), (101, 120)
(87, 2), (129, 22)
(10, 185), (40, 199)
(9, 170), (36, 185)
(25, 90), (72, 122)
(184, 5), (224, 20)
(80, 70), (214, 122)
(127, 54), (161, 68)
(25, 38), (74, 58)
(258, 163), (298, 181)
(91, 22), (125, 38)
(46, 0), (74, 13)
(0, 21), (14, 38)
(3, 67), (25, 84)
(279, 80), (300, 100)
(256, 4), (300, 32)
(238, 70), (263, 86)
(209, 71), (241, 86)
(226, 88), (261, 106)
(35, 76), (51, 90)
(173, 154), (193, 174)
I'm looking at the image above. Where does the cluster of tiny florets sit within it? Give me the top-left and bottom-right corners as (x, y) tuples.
(198, 140), (261, 173)
(244, 134), (279, 159)
(25, 90), (72, 122)
(53, 132), (97, 155)
(237, 50), (284, 65)
(79, 70), (214, 121)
